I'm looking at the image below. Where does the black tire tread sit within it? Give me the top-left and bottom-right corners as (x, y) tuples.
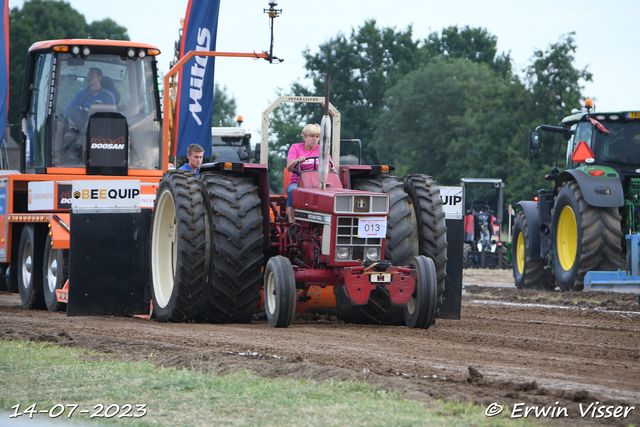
(201, 172), (264, 323)
(402, 174), (448, 314)
(512, 211), (555, 290)
(264, 256), (296, 328)
(151, 170), (209, 322)
(404, 256), (437, 329)
(553, 181), (622, 291)
(43, 234), (68, 312)
(17, 225), (46, 309)
(462, 243), (471, 269)
(337, 175), (416, 325)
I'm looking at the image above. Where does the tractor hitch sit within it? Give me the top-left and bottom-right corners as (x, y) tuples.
(343, 265), (415, 306)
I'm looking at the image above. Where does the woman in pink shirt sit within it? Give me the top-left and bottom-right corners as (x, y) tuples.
(285, 124), (334, 222)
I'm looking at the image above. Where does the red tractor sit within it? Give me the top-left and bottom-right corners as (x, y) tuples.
(149, 96), (448, 329)
(461, 178), (509, 269)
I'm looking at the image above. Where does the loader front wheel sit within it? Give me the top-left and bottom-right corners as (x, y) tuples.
(201, 173), (264, 323)
(512, 211), (554, 290)
(43, 234), (68, 312)
(150, 171), (209, 322)
(404, 256), (437, 329)
(551, 181), (622, 291)
(18, 225), (46, 309)
(263, 256), (296, 328)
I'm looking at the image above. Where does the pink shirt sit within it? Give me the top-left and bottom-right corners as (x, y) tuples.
(287, 143), (333, 184)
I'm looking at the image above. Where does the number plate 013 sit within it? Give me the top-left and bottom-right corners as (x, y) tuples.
(357, 217), (387, 238)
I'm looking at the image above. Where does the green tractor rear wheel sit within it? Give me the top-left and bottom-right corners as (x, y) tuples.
(551, 181), (622, 291)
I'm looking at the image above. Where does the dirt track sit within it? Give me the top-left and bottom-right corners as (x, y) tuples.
(1, 269), (639, 426)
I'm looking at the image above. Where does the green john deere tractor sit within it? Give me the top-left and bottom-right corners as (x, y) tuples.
(512, 99), (640, 291)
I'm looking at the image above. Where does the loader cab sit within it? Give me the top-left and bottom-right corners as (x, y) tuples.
(20, 40), (162, 175)
(177, 127), (253, 168)
(210, 128), (252, 163)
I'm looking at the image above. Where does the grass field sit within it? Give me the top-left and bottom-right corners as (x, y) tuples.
(0, 340), (535, 426)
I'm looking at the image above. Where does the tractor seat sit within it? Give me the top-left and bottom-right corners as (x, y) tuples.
(283, 167), (291, 195)
(470, 200), (490, 214)
(101, 76), (121, 105)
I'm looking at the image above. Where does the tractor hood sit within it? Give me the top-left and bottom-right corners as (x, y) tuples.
(291, 172), (389, 215)
(292, 187), (390, 216)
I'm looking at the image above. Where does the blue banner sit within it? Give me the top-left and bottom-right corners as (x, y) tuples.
(175, 0), (220, 157)
(0, 0), (8, 139)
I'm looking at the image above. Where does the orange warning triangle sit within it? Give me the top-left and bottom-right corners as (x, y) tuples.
(571, 141), (595, 163)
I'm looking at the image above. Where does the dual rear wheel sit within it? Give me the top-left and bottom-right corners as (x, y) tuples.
(17, 225), (68, 311)
(150, 171), (264, 323)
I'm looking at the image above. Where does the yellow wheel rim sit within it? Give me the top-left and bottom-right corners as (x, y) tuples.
(557, 206), (577, 271)
(516, 231), (525, 275)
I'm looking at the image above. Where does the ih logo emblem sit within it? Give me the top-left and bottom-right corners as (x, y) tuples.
(355, 196), (368, 213)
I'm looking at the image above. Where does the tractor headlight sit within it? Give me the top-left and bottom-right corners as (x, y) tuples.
(364, 247), (380, 262)
(336, 247), (350, 260)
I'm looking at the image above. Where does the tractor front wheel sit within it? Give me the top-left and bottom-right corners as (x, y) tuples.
(552, 181), (622, 291)
(512, 211), (554, 290)
(404, 256), (437, 329)
(150, 171), (209, 322)
(462, 243), (471, 269)
(43, 234), (68, 312)
(346, 175), (416, 325)
(18, 225), (45, 309)
(263, 256), (296, 328)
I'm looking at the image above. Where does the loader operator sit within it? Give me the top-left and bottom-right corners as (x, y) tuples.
(285, 123), (335, 223)
(179, 143), (205, 177)
(64, 67), (116, 151)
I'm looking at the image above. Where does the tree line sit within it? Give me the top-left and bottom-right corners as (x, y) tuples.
(267, 22), (592, 212)
(5, 1), (592, 214)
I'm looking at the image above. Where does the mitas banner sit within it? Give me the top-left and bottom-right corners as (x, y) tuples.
(0, 0), (9, 139)
(174, 0), (220, 157)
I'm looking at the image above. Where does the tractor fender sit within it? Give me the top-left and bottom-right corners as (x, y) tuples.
(556, 169), (624, 208)
(516, 201), (542, 260)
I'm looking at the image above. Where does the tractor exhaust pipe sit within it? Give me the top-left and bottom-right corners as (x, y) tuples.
(318, 76), (331, 190)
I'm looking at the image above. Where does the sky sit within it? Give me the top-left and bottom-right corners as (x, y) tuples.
(7, 0), (640, 141)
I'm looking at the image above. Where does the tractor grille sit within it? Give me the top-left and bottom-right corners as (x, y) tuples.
(335, 216), (383, 261)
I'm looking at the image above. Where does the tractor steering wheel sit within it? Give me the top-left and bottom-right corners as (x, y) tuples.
(292, 156), (334, 176)
(79, 89), (115, 111)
